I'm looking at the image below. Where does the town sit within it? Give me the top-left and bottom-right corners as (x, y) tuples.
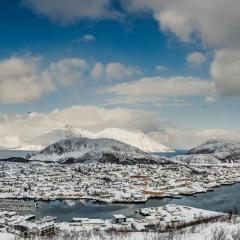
(0, 161), (240, 203)
(0, 204), (227, 239)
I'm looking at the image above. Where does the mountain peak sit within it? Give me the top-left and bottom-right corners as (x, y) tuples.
(16, 127), (173, 153)
(28, 137), (168, 164)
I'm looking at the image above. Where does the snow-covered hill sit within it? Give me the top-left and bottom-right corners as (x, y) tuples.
(188, 139), (240, 163)
(16, 126), (173, 153)
(171, 154), (221, 165)
(27, 137), (169, 164)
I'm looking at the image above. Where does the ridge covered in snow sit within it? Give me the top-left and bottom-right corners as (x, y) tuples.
(28, 137), (169, 164)
(16, 126), (173, 153)
(188, 139), (240, 163)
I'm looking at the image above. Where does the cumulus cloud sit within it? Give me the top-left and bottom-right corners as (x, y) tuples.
(91, 62), (104, 79)
(104, 76), (215, 104)
(122, 0), (240, 48)
(210, 48), (240, 97)
(0, 57), (54, 104)
(22, 0), (120, 24)
(105, 62), (142, 80)
(0, 105), (164, 142)
(186, 52), (206, 67)
(44, 58), (88, 86)
(23, 0), (240, 48)
(90, 61), (142, 80)
(0, 56), (90, 103)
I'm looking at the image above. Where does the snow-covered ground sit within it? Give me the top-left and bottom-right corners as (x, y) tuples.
(15, 126), (173, 153)
(0, 233), (14, 240)
(0, 204), (239, 240)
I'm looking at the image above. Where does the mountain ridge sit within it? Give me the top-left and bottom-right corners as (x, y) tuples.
(15, 126), (173, 153)
(27, 137), (170, 164)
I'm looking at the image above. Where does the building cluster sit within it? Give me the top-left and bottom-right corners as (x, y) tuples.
(0, 161), (240, 203)
(0, 204), (223, 238)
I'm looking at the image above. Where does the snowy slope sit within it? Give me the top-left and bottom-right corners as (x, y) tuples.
(27, 137), (169, 164)
(188, 139), (240, 163)
(172, 154), (221, 165)
(16, 126), (173, 153)
(93, 128), (173, 153)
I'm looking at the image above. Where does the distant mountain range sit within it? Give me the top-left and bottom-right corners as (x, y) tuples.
(27, 137), (170, 164)
(15, 126), (173, 153)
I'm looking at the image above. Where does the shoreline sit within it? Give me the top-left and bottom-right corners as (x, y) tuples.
(0, 180), (239, 207)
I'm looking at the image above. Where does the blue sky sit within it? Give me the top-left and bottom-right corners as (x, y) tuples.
(0, 0), (240, 148)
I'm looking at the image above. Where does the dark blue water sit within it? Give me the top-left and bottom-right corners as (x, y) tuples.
(0, 150), (188, 160)
(19, 183), (240, 222)
(1, 150), (238, 221)
(154, 150), (188, 158)
(0, 150), (33, 159)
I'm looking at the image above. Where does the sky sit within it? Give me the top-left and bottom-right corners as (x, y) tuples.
(0, 0), (240, 149)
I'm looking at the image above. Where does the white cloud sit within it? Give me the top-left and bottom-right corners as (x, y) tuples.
(0, 57), (54, 104)
(44, 58), (88, 86)
(154, 65), (169, 72)
(149, 127), (240, 149)
(22, 0), (120, 24)
(0, 134), (23, 149)
(186, 52), (206, 67)
(122, 0), (240, 48)
(90, 61), (142, 80)
(211, 48), (240, 97)
(105, 62), (142, 80)
(0, 56), (90, 103)
(104, 76), (215, 104)
(91, 62), (104, 79)
(81, 34), (96, 42)
(0, 104), (239, 149)
(0, 105), (164, 141)
(23, 0), (240, 48)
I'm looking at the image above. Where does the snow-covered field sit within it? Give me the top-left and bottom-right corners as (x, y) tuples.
(2, 220), (240, 240)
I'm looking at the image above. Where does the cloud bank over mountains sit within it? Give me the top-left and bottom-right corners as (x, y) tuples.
(0, 104), (239, 150)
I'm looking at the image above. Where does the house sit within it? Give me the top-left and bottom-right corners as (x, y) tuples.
(112, 214), (126, 224)
(31, 222), (55, 236)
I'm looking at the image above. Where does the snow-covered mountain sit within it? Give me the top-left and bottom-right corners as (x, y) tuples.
(27, 137), (169, 164)
(188, 139), (240, 163)
(16, 126), (173, 153)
